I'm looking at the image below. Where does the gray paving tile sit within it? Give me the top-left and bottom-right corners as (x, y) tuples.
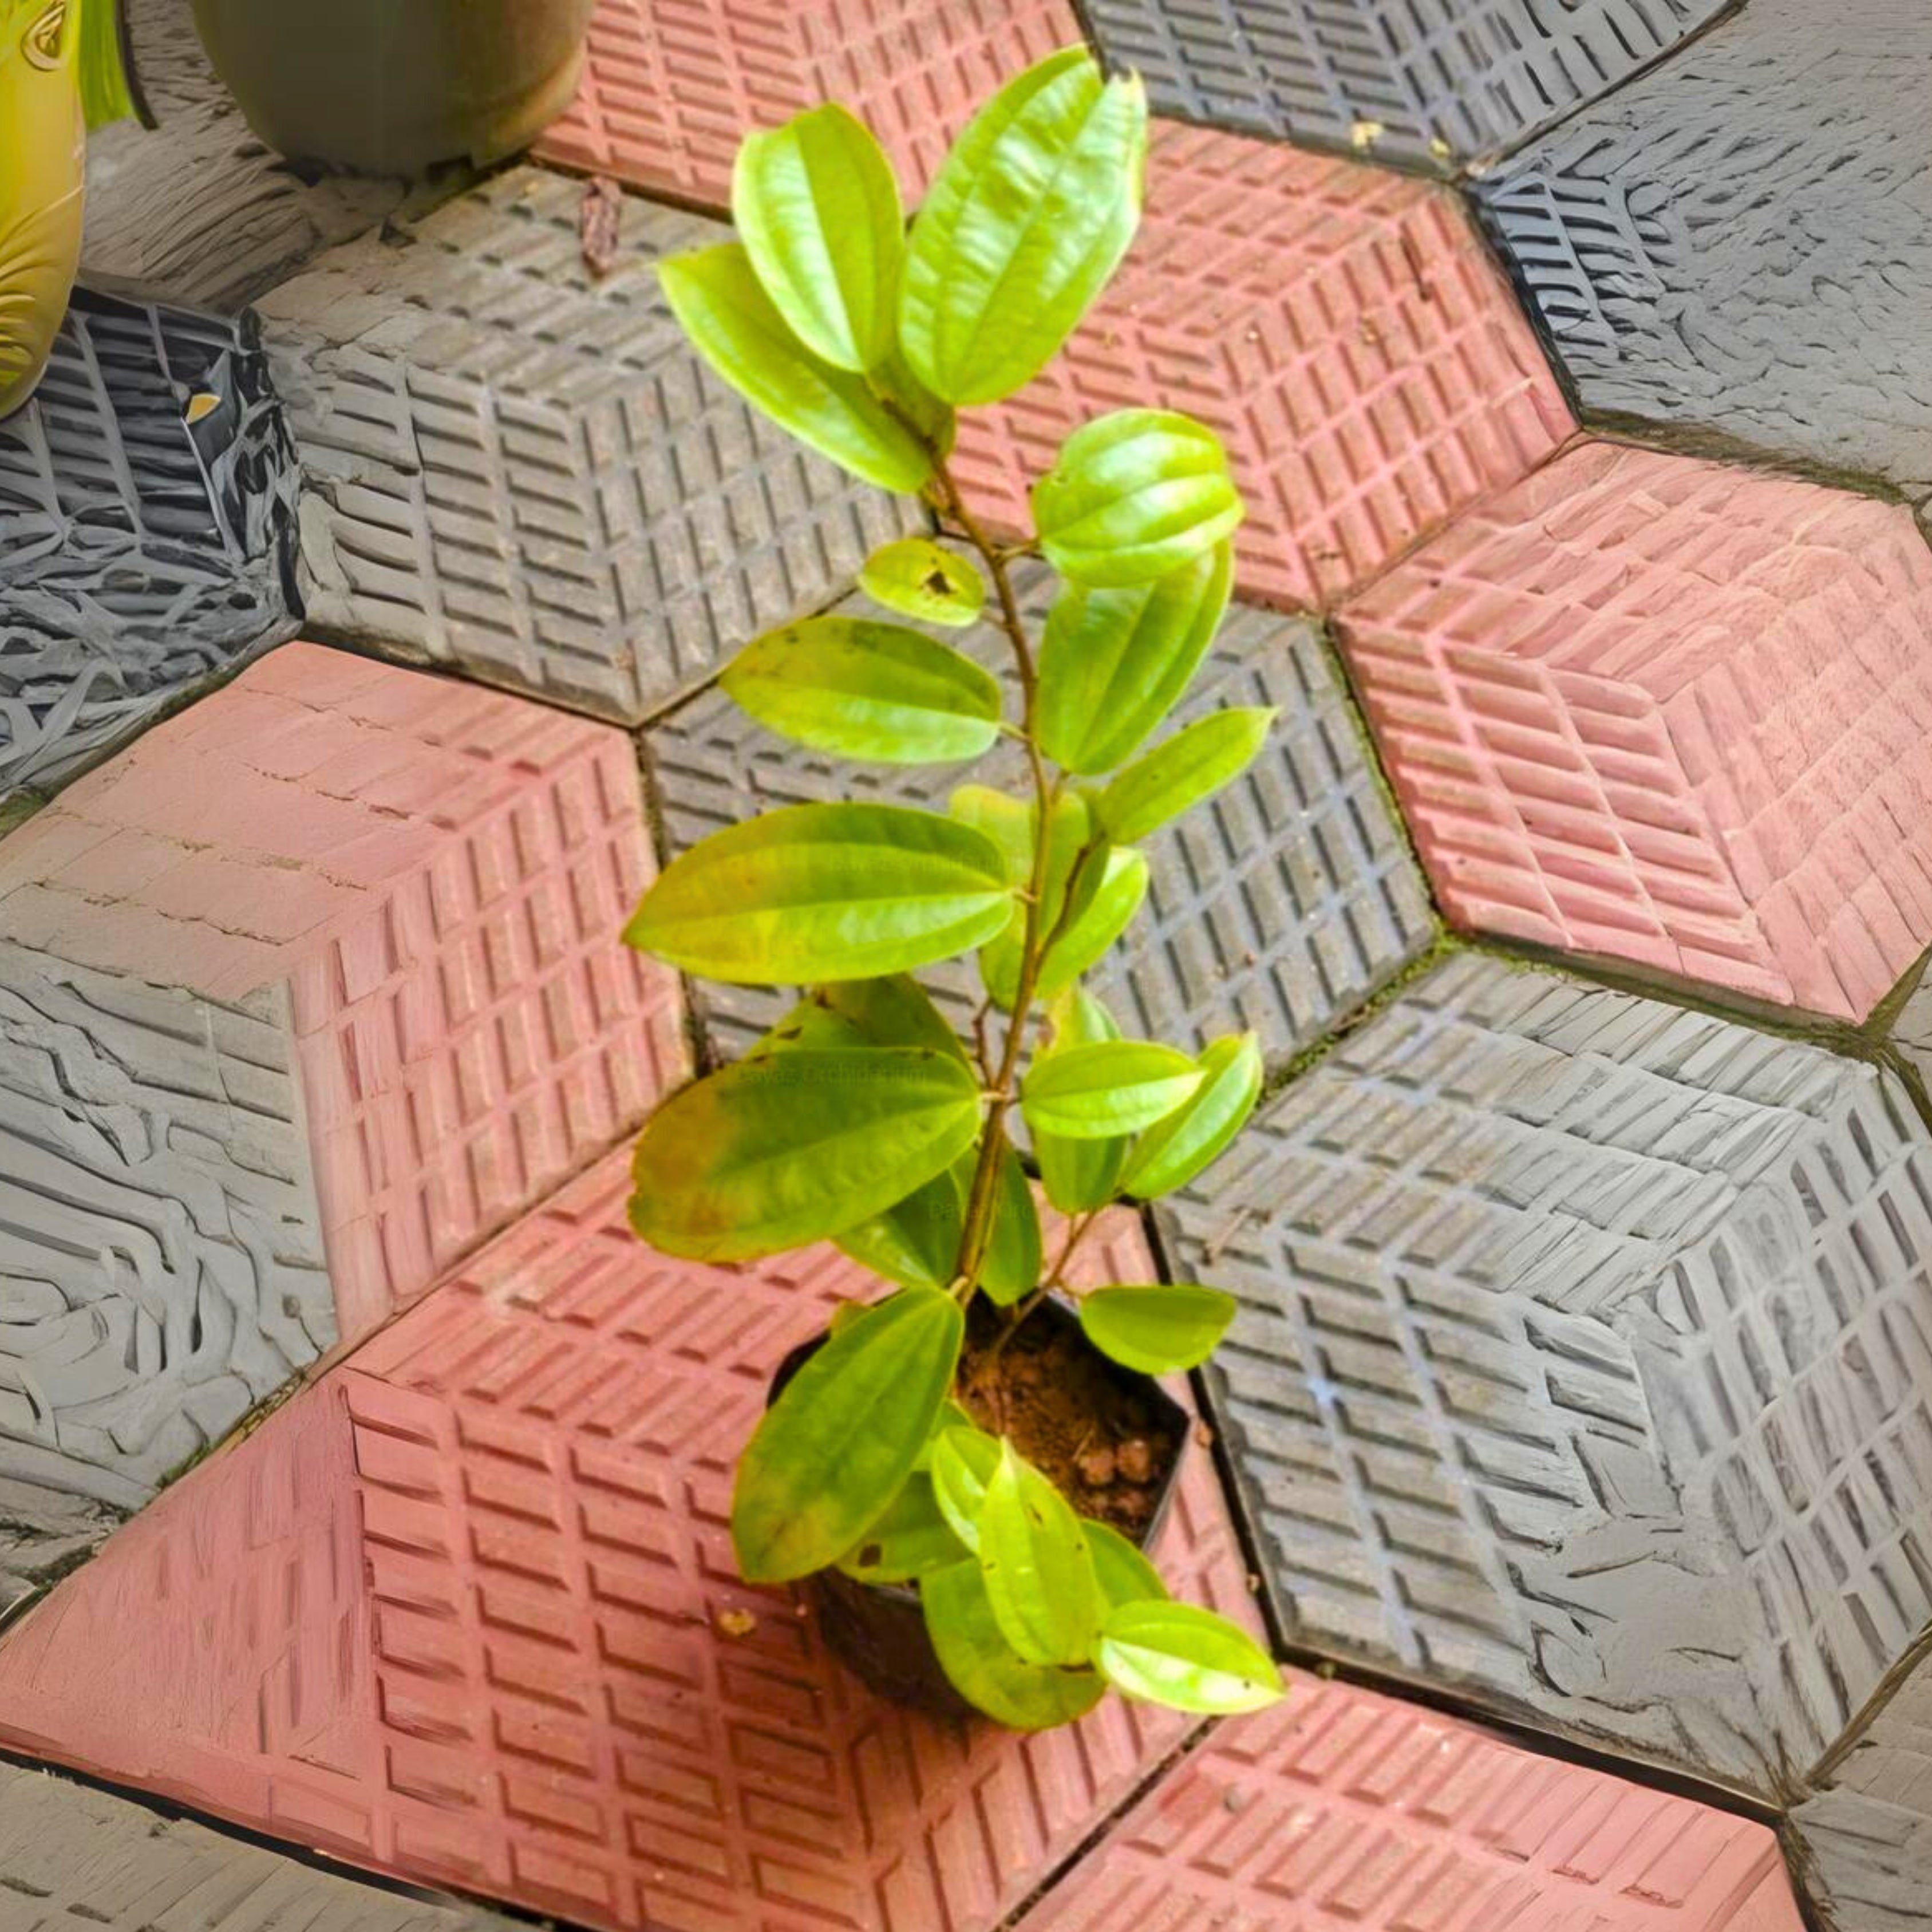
(256, 166), (919, 724)
(1170, 951), (1932, 1795)
(1478, 0), (1932, 496)
(647, 558), (1434, 1064)
(1081, 0), (1730, 171)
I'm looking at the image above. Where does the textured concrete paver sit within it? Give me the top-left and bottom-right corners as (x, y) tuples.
(1170, 951), (1932, 1795)
(1014, 1678), (1806, 1932)
(651, 557), (1434, 1064)
(0, 287), (298, 807)
(1479, 0), (1932, 497)
(0, 1156), (1258, 1932)
(949, 123), (1573, 610)
(254, 167), (918, 724)
(1337, 441), (1932, 1020)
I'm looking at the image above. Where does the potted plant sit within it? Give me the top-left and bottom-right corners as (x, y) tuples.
(623, 47), (1286, 1729)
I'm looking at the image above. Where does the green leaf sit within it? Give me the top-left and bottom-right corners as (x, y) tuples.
(74, 0), (138, 129)
(1088, 1520), (1170, 1610)
(722, 618), (1002, 764)
(1099, 707), (1274, 843)
(1120, 1032), (1263, 1199)
(1078, 1283), (1237, 1373)
(929, 1425), (1002, 1552)
(949, 784), (1033, 887)
(658, 243), (932, 492)
(977, 1141), (1044, 1306)
(734, 102), (903, 372)
(915, 1398), (977, 1471)
(922, 1560), (1106, 1730)
(978, 1442), (1101, 1665)
(1033, 411), (1244, 588)
(970, 791), (1100, 1010)
(899, 48), (1147, 407)
(630, 1045), (979, 1260)
(817, 974), (970, 1062)
(1038, 543), (1234, 774)
(1022, 1040), (1203, 1141)
(835, 1162), (962, 1289)
(1034, 987), (1129, 1213)
(1036, 847), (1148, 999)
(834, 1472), (969, 1583)
(626, 802), (1013, 983)
(732, 1286), (963, 1581)
(1095, 1600), (1285, 1714)
(861, 538), (987, 629)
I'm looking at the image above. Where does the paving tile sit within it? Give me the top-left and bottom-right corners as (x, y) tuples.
(1168, 951), (1932, 1795)
(1082, 0), (1733, 172)
(1336, 440), (1932, 1021)
(0, 1760), (519, 1931)
(652, 556), (1435, 1064)
(0, 286), (298, 807)
(947, 122), (1573, 610)
(253, 166), (918, 724)
(1013, 1677), (1806, 1932)
(1477, 0), (1932, 499)
(0, 1152), (1259, 1932)
(535, 0), (1079, 209)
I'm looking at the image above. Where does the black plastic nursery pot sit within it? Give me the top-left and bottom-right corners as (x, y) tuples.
(771, 1294), (1190, 1718)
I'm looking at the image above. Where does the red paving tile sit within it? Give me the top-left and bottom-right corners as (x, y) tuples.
(1337, 440), (1932, 1019)
(0, 1155), (1258, 1932)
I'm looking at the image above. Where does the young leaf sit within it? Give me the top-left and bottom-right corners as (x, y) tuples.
(1033, 411), (1244, 587)
(970, 789), (1098, 1009)
(658, 243), (933, 492)
(976, 1140), (1045, 1306)
(626, 802), (1013, 983)
(1038, 543), (1234, 774)
(1098, 707), (1275, 843)
(1120, 1032), (1263, 1198)
(834, 1472), (969, 1583)
(1078, 1284), (1237, 1373)
(733, 102), (903, 372)
(1034, 987), (1129, 1213)
(836, 1162), (963, 1288)
(923, 1559), (1107, 1730)
(899, 48), (1147, 406)
(722, 618), (1002, 764)
(1036, 847), (1148, 999)
(1088, 1520), (1170, 1610)
(630, 1046), (979, 1259)
(732, 1286), (963, 1581)
(978, 1443), (1101, 1666)
(861, 538), (987, 629)
(1095, 1600), (1285, 1714)
(929, 1425), (1002, 1552)
(1022, 1040), (1203, 1141)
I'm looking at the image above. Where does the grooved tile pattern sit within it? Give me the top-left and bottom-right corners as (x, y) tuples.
(255, 168), (918, 724)
(1478, 0), (1932, 497)
(1337, 441), (1932, 1020)
(948, 123), (1573, 610)
(1170, 951), (1932, 1794)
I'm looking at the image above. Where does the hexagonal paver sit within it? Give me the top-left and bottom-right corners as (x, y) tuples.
(0, 1152), (1258, 1932)
(0, 285), (298, 808)
(1168, 951), (1932, 1795)
(253, 167), (919, 724)
(649, 556), (1434, 1065)
(949, 121), (1573, 610)
(1337, 440), (1932, 1020)
(1477, 0), (1932, 497)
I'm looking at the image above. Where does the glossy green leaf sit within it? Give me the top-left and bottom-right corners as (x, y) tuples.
(1033, 410), (1244, 587)
(929, 1425), (1002, 1552)
(625, 802), (1013, 983)
(978, 1442), (1101, 1665)
(818, 974), (971, 1062)
(828, 1297), (878, 1337)
(1088, 1520), (1170, 1611)
(1021, 1040), (1203, 1141)
(1099, 707), (1275, 843)
(732, 1286), (963, 1581)
(976, 1140), (1044, 1305)
(1120, 1032), (1263, 1199)
(658, 243), (932, 491)
(836, 1162), (962, 1289)
(949, 784), (1033, 887)
(722, 618), (1002, 763)
(834, 1472), (969, 1583)
(971, 791), (1104, 1010)
(1034, 987), (1129, 1213)
(75, 0), (139, 129)
(860, 538), (987, 628)
(914, 1399), (977, 1471)
(1036, 847), (1148, 999)
(1096, 1599), (1285, 1714)
(922, 1559), (1105, 1730)
(1079, 1283), (1237, 1373)
(1037, 543), (1234, 774)
(630, 1046), (979, 1260)
(734, 102), (903, 372)
(899, 48), (1147, 407)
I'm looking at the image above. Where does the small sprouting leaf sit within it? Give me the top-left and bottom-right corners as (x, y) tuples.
(1033, 411), (1244, 588)
(922, 1559), (1106, 1730)
(733, 102), (904, 372)
(732, 1286), (963, 1581)
(929, 1425), (1002, 1552)
(1120, 1032), (1263, 1199)
(1098, 707), (1275, 843)
(861, 538), (988, 629)
(1088, 1520), (1170, 1610)
(1095, 1600), (1285, 1714)
(1022, 1040), (1203, 1141)
(625, 802), (1013, 983)
(978, 1442), (1101, 1666)
(722, 618), (1002, 764)
(1078, 1283), (1237, 1373)
(899, 48), (1147, 407)
(834, 1472), (969, 1583)
(1036, 846), (1148, 999)
(1034, 987), (1129, 1213)
(976, 1140), (1044, 1306)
